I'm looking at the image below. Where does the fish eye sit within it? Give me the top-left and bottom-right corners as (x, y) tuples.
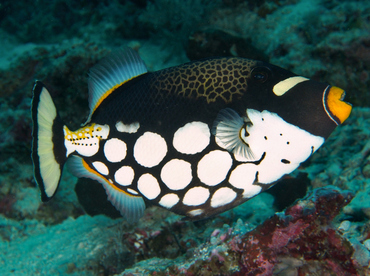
(251, 67), (270, 83)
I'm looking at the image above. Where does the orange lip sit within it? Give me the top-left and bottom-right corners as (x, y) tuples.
(323, 86), (352, 125)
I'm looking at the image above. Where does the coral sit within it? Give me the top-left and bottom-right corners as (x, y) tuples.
(228, 187), (356, 275)
(120, 187), (369, 275)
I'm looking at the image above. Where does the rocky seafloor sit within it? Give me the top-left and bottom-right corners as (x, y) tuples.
(0, 0), (369, 275)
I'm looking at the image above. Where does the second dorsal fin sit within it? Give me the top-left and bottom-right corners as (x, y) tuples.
(86, 47), (147, 123)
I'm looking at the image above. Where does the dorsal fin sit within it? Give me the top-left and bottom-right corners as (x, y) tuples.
(86, 47), (147, 123)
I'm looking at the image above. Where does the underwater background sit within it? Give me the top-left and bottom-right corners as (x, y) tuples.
(0, 0), (369, 275)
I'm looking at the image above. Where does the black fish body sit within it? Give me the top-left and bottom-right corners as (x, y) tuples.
(31, 48), (352, 222)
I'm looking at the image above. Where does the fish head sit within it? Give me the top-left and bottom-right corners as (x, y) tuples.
(243, 61), (352, 138)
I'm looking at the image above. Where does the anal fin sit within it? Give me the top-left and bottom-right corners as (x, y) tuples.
(67, 156), (145, 223)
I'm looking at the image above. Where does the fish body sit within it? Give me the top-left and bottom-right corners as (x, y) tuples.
(31, 48), (352, 222)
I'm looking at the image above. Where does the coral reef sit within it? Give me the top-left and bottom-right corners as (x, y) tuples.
(120, 187), (368, 275)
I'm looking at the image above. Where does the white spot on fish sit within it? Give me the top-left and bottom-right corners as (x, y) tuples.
(134, 132), (167, 168)
(197, 150), (232, 186)
(159, 193), (179, 209)
(104, 138), (127, 162)
(137, 173), (161, 200)
(183, 187), (209, 206)
(161, 159), (192, 190)
(127, 188), (139, 195)
(173, 121), (210, 154)
(114, 166), (134, 186)
(64, 124), (110, 157)
(92, 161), (109, 176)
(229, 164), (261, 198)
(187, 209), (204, 217)
(116, 121), (140, 133)
(211, 187), (237, 208)
(229, 163), (256, 186)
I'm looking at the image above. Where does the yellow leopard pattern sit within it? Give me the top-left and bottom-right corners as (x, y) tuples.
(152, 57), (256, 104)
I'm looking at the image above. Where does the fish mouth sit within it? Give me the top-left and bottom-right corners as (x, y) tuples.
(323, 86), (352, 125)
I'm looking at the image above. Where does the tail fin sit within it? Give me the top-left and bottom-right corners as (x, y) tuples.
(31, 81), (67, 201)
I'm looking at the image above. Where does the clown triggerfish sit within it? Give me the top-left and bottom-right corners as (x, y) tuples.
(31, 48), (352, 222)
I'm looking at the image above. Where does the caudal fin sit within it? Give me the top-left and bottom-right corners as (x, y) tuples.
(31, 81), (67, 201)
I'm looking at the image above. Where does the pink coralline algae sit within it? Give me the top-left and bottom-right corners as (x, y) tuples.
(121, 187), (369, 276)
(120, 188), (370, 276)
(227, 188), (362, 276)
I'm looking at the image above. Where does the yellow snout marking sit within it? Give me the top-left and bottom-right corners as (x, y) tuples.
(64, 123), (104, 144)
(63, 123), (110, 157)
